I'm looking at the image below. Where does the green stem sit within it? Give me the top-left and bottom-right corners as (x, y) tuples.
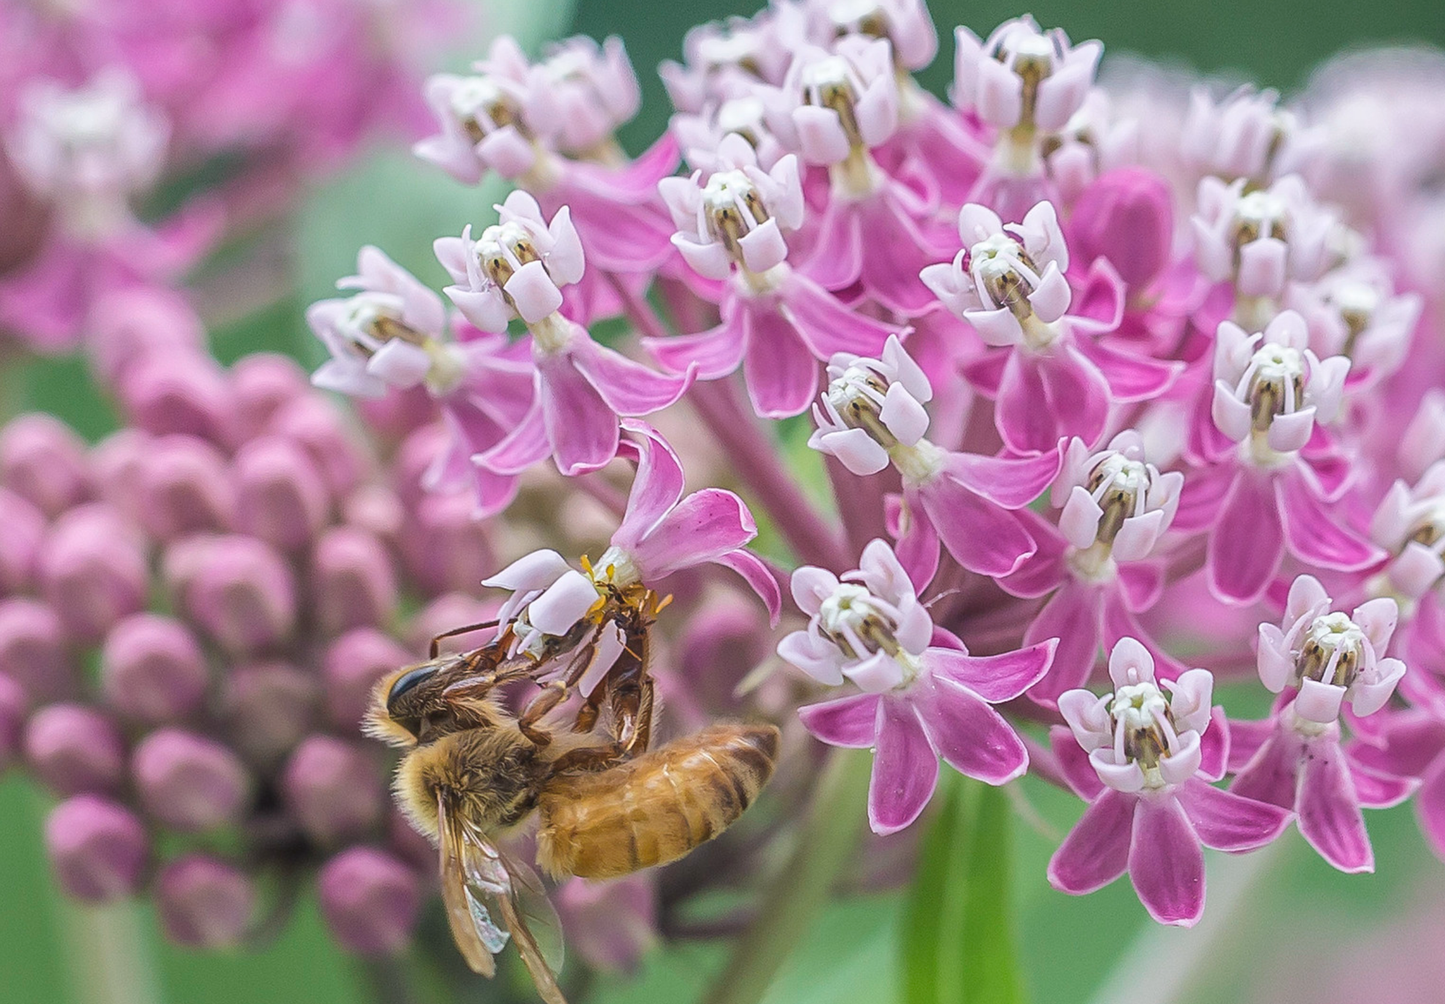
(700, 748), (874, 1004)
(61, 901), (164, 1004)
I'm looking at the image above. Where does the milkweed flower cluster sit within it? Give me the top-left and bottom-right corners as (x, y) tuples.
(3, 0), (1445, 985)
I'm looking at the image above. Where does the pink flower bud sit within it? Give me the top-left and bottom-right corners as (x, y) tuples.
(138, 435), (236, 540)
(1070, 168), (1174, 290)
(0, 674), (24, 771)
(0, 487), (45, 592)
(45, 795), (149, 902)
(555, 875), (657, 972)
(233, 437), (331, 551)
(100, 613), (207, 723)
(118, 351), (239, 446)
(87, 287), (207, 389)
(268, 396), (371, 499)
(406, 593), (499, 655)
(230, 353), (310, 440)
(39, 504), (148, 644)
(221, 662), (320, 768)
(312, 528), (397, 636)
(342, 485), (404, 546)
(386, 810), (435, 874)
(133, 729), (251, 832)
(91, 429), (152, 523)
(0, 413), (90, 516)
(322, 629), (412, 731)
(0, 599), (71, 702)
(174, 535), (296, 654)
(25, 704), (126, 795)
(400, 490), (494, 597)
(354, 387), (436, 445)
(153, 855), (256, 948)
(317, 847), (422, 955)
(679, 594), (771, 712)
(282, 735), (385, 845)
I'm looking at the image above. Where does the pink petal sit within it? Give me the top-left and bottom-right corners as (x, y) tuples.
(798, 693), (883, 748)
(917, 476), (1037, 577)
(857, 194), (943, 315)
(1297, 735), (1374, 873)
(1416, 755), (1445, 860)
(538, 353), (620, 476)
(940, 446), (1063, 509)
(573, 340), (692, 417)
(611, 423), (686, 551)
(916, 677), (1029, 784)
(868, 698), (939, 834)
(1226, 717), (1276, 774)
(1116, 561), (1165, 612)
(1050, 726), (1106, 800)
(1177, 778), (1292, 852)
(802, 203), (864, 291)
(645, 307), (748, 380)
(781, 274), (894, 358)
(1231, 725), (1301, 810)
(997, 349), (1109, 455)
(1197, 706), (1231, 781)
(1208, 469), (1284, 605)
(998, 510), (1069, 598)
(475, 401), (550, 476)
(742, 303), (822, 419)
(1128, 794), (1206, 926)
(894, 490), (942, 591)
(922, 640), (1056, 703)
(629, 489), (756, 579)
(712, 550), (783, 625)
(1024, 580), (1105, 707)
(1347, 755), (1416, 810)
(1047, 788), (1134, 894)
(1075, 337), (1182, 402)
(1276, 471), (1386, 573)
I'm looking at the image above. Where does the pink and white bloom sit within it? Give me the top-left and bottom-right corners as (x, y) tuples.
(1371, 462), (1445, 604)
(784, 540), (1055, 834)
(1002, 432), (1185, 705)
(1180, 85), (1323, 186)
(1285, 258), (1422, 388)
(953, 17), (1101, 135)
(433, 194), (692, 487)
(1181, 309), (1379, 604)
(1049, 639), (1291, 927)
(809, 336), (1061, 585)
(483, 422), (780, 688)
(924, 201), (1180, 453)
(1231, 575), (1411, 872)
(650, 135), (895, 417)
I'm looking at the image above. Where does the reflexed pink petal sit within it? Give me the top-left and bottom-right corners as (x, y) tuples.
(940, 445), (1063, 508)
(918, 476), (1036, 577)
(1050, 726), (1106, 800)
(998, 510), (1069, 598)
(475, 401), (550, 476)
(857, 194), (944, 315)
(742, 305), (822, 419)
(781, 275), (895, 359)
(1099, 595), (1190, 681)
(629, 490), (755, 579)
(1076, 337), (1182, 402)
(1351, 711), (1445, 778)
(1297, 736), (1374, 873)
(868, 698), (939, 834)
(1116, 562), (1165, 612)
(915, 677), (1030, 784)
(1276, 472), (1386, 572)
(894, 491), (941, 591)
(922, 641), (1055, 703)
(1347, 755), (1417, 810)
(1416, 756), (1445, 860)
(712, 550), (783, 625)
(574, 340), (692, 417)
(1171, 464), (1234, 533)
(538, 354), (619, 475)
(1226, 717), (1276, 773)
(1177, 778), (1291, 852)
(1129, 794), (1206, 926)
(1024, 580), (1105, 707)
(1047, 788), (1134, 894)
(1197, 707), (1231, 781)
(644, 308), (747, 380)
(798, 693), (882, 749)
(803, 203), (864, 291)
(1208, 469), (1284, 604)
(1231, 725), (1301, 809)
(997, 349), (1109, 455)
(611, 423), (686, 551)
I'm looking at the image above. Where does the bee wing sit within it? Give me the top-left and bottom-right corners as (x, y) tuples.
(438, 793), (569, 1004)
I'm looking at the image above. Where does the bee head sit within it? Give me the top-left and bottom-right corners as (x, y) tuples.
(365, 661), (444, 747)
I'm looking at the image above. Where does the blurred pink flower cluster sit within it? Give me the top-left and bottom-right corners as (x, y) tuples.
(5, 0), (1445, 983)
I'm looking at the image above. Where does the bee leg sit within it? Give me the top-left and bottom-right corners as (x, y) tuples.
(572, 695), (602, 734)
(440, 656), (538, 704)
(429, 619), (501, 659)
(606, 630), (654, 757)
(547, 741), (626, 774)
(517, 681), (568, 746)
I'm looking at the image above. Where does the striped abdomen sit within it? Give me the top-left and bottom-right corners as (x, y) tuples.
(535, 723), (779, 879)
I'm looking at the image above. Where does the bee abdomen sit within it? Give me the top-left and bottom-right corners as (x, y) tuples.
(536, 723), (779, 880)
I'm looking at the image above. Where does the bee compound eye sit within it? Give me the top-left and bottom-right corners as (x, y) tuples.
(387, 665), (439, 709)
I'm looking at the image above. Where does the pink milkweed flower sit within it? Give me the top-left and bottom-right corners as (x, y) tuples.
(1230, 575), (1410, 873)
(482, 422), (780, 687)
(784, 539), (1056, 834)
(414, 35), (677, 279)
(1049, 638), (1292, 927)
(1285, 258), (1422, 390)
(660, 10), (801, 114)
(1180, 309), (1380, 605)
(1001, 431), (1185, 706)
(1370, 462), (1445, 605)
(924, 201), (1180, 453)
(1179, 85), (1324, 187)
(812, 0), (938, 74)
(434, 194), (692, 488)
(651, 134), (895, 417)
(953, 17), (1102, 137)
(1040, 92), (1140, 207)
(808, 335), (1061, 585)
(763, 36), (956, 314)
(305, 245), (535, 514)
(1192, 174), (1335, 313)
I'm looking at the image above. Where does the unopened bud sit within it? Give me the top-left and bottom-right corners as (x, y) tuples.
(323, 629), (413, 731)
(1070, 168), (1174, 289)
(45, 795), (149, 902)
(154, 855), (256, 948)
(90, 429), (151, 523)
(312, 528), (397, 636)
(401, 491), (494, 597)
(0, 674), (24, 771)
(174, 535), (296, 654)
(0, 413), (90, 516)
(0, 487), (45, 592)
(39, 504), (147, 644)
(100, 613), (208, 723)
(0, 599), (72, 702)
(268, 397), (370, 498)
(233, 437), (331, 551)
(139, 435), (236, 540)
(25, 704), (126, 795)
(317, 847), (422, 955)
(87, 287), (207, 389)
(118, 352), (239, 446)
(230, 353), (310, 440)
(133, 729), (251, 832)
(407, 593), (500, 655)
(282, 735), (385, 845)
(221, 662), (320, 768)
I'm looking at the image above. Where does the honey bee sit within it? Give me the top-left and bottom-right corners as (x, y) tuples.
(366, 634), (779, 1004)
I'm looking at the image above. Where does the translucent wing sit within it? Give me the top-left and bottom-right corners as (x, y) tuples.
(437, 792), (569, 1004)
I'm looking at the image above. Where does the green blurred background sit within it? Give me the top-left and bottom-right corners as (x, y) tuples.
(4, 0), (1445, 1002)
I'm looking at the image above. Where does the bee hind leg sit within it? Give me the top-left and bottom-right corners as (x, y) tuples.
(517, 681), (569, 746)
